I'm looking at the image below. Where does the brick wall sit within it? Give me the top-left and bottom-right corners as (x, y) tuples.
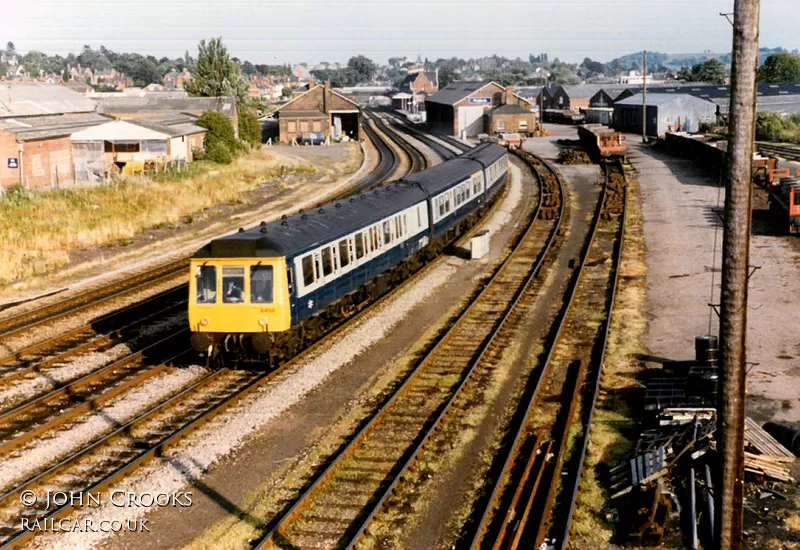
(0, 131), (21, 189)
(0, 133), (75, 190)
(488, 112), (537, 134)
(279, 117), (330, 143)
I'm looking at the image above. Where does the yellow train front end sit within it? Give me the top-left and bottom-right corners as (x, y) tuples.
(188, 257), (292, 356)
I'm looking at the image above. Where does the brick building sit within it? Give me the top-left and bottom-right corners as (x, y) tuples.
(486, 103), (537, 134)
(275, 81), (361, 143)
(400, 69), (439, 108)
(425, 81), (534, 137)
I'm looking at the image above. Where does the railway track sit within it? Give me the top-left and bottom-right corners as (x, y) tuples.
(469, 160), (628, 550)
(0, 260), (188, 344)
(757, 142), (800, 163)
(438, 133), (474, 153)
(371, 108), (459, 161)
(371, 115), (428, 173)
(358, 118), (401, 189)
(251, 150), (564, 549)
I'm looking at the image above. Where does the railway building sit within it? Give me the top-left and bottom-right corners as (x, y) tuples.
(399, 67), (439, 109)
(0, 84), (103, 189)
(274, 81), (362, 144)
(70, 117), (207, 182)
(613, 93), (717, 136)
(425, 81), (534, 137)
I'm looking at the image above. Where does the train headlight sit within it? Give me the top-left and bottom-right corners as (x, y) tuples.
(258, 318), (267, 327)
(201, 318), (209, 326)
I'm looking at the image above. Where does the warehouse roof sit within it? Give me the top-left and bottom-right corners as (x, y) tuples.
(0, 113), (110, 141)
(616, 93), (716, 107)
(71, 120), (171, 141)
(131, 118), (206, 137)
(426, 81), (494, 106)
(0, 83), (97, 118)
(94, 96), (236, 117)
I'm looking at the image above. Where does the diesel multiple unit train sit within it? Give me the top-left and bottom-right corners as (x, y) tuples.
(188, 143), (509, 364)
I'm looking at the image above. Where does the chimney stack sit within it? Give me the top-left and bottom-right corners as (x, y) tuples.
(309, 78), (316, 89)
(505, 85), (515, 105)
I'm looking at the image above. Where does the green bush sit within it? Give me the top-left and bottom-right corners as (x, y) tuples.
(756, 112), (800, 144)
(238, 109), (262, 147)
(205, 140), (233, 164)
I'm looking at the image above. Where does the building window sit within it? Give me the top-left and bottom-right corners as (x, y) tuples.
(497, 120), (505, 132)
(312, 120), (322, 132)
(519, 120), (528, 131)
(287, 121), (297, 132)
(300, 121), (310, 132)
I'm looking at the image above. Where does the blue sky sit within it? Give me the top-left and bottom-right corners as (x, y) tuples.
(3, 0), (799, 64)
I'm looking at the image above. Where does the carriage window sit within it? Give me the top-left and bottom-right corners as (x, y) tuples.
(370, 226), (379, 250)
(355, 233), (365, 259)
(195, 265), (217, 304)
(250, 266), (273, 303)
(302, 255), (314, 286)
(395, 217), (402, 238)
(794, 190), (800, 206)
(417, 205), (423, 226)
(321, 247), (333, 276)
(222, 266), (245, 303)
(445, 194), (451, 212)
(383, 221), (392, 244)
(403, 214), (408, 235)
(339, 239), (350, 267)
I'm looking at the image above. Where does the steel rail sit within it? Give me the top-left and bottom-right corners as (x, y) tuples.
(372, 115), (428, 174)
(358, 119), (400, 190)
(468, 157), (616, 550)
(0, 259), (188, 341)
(371, 108), (457, 161)
(252, 148), (560, 550)
(555, 162), (628, 549)
(438, 133), (474, 153)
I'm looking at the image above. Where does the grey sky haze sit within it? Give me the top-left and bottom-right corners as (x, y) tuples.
(3, 0), (799, 64)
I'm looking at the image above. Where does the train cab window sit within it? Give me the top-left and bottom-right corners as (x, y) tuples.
(195, 265), (217, 304)
(383, 221), (392, 244)
(302, 255), (315, 286)
(222, 266), (245, 303)
(250, 266), (274, 303)
(338, 239), (350, 267)
(321, 247), (334, 276)
(355, 233), (365, 259)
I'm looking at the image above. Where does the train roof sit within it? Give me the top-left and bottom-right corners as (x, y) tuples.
(461, 143), (507, 166)
(400, 157), (484, 196)
(195, 182), (428, 259)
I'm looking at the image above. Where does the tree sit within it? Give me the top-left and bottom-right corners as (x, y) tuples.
(5, 42), (15, 58)
(694, 58), (726, 84)
(184, 37), (249, 106)
(346, 55), (376, 84)
(238, 109), (262, 146)
(130, 59), (161, 87)
(759, 53), (800, 83)
(437, 66), (457, 88)
(241, 61), (256, 75)
(196, 110), (240, 163)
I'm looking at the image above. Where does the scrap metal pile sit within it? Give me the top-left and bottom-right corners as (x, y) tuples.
(608, 336), (798, 547)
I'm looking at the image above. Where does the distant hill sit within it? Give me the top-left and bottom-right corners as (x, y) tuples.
(609, 48), (794, 69)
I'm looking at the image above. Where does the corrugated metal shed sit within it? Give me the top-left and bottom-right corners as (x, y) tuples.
(0, 83), (97, 118)
(95, 96), (236, 117)
(0, 113), (110, 141)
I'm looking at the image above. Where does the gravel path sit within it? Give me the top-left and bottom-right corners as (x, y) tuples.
(631, 140), (800, 423)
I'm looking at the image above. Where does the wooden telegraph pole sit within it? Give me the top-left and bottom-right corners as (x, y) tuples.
(642, 50), (647, 142)
(717, 0), (760, 548)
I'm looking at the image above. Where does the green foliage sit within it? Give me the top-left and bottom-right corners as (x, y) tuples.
(437, 66), (457, 88)
(756, 112), (800, 143)
(347, 55), (376, 84)
(0, 185), (34, 207)
(205, 140), (233, 164)
(678, 58), (727, 84)
(238, 109), (262, 147)
(184, 37), (249, 106)
(197, 111), (237, 146)
(759, 53), (800, 83)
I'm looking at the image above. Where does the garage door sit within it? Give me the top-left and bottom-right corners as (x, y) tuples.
(458, 106), (485, 137)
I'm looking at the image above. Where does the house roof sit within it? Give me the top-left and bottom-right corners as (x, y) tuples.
(0, 83), (97, 118)
(71, 119), (171, 141)
(491, 104), (533, 115)
(94, 96), (236, 117)
(274, 84), (360, 114)
(616, 93), (716, 107)
(0, 113), (111, 141)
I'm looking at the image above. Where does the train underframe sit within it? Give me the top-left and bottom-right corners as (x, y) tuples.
(197, 188), (505, 369)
